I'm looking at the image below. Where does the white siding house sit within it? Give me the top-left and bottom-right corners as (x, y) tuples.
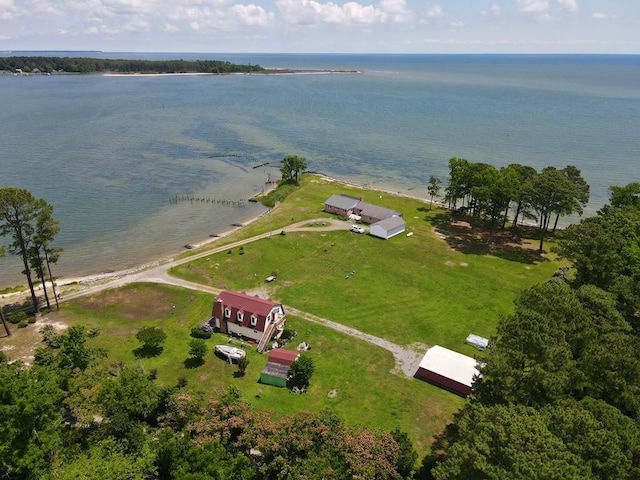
(369, 216), (406, 239)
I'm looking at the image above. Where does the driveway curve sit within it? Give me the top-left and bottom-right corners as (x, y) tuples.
(57, 218), (425, 378)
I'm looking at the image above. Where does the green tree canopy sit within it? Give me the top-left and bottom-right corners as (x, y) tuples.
(0, 187), (57, 312)
(280, 155), (307, 185)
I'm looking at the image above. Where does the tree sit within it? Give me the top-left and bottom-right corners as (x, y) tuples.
(609, 182), (640, 209)
(503, 163), (538, 230)
(236, 356), (250, 376)
(30, 201), (62, 311)
(280, 155), (307, 185)
(188, 338), (207, 365)
(473, 282), (639, 415)
(430, 403), (592, 480)
(444, 157), (470, 210)
(555, 195), (640, 326)
(0, 362), (65, 478)
(135, 326), (167, 356)
(289, 354), (314, 388)
(391, 428), (418, 478)
(427, 175), (442, 209)
(0, 188), (47, 312)
(471, 165), (518, 244)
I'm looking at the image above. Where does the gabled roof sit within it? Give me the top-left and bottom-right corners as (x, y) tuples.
(418, 346), (479, 388)
(261, 362), (290, 378)
(215, 290), (280, 316)
(267, 349), (299, 366)
(371, 216), (406, 230)
(325, 194), (361, 211)
(356, 202), (402, 220)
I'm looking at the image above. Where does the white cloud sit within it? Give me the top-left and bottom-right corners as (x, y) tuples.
(0, 0), (21, 19)
(481, 4), (501, 16)
(449, 20), (464, 28)
(276, 0), (408, 25)
(537, 13), (559, 22)
(516, 0), (578, 14)
(556, 0), (577, 12)
(230, 3), (273, 26)
(592, 12), (607, 20)
(516, 0), (549, 13)
(426, 4), (443, 18)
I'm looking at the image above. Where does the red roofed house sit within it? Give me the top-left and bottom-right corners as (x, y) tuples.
(212, 290), (286, 353)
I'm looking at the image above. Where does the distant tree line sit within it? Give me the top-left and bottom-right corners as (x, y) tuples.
(0, 56), (264, 74)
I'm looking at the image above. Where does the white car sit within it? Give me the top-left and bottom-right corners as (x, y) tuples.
(351, 225), (365, 234)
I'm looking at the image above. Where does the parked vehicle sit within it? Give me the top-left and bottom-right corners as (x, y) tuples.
(351, 225), (365, 234)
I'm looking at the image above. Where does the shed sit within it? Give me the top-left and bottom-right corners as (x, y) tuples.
(370, 216), (406, 239)
(267, 348), (299, 366)
(415, 345), (480, 396)
(260, 362), (290, 387)
(260, 349), (299, 387)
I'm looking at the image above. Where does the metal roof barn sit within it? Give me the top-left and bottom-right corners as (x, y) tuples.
(416, 345), (480, 396)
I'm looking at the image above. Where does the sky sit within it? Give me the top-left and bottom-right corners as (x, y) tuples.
(0, 0), (638, 54)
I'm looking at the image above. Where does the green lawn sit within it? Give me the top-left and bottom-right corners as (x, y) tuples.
(45, 283), (464, 453)
(172, 176), (559, 353)
(3, 175), (562, 456)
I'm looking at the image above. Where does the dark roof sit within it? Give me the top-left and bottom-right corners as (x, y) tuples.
(267, 349), (299, 365)
(325, 194), (361, 211)
(261, 362), (290, 379)
(215, 290), (280, 317)
(372, 216), (406, 230)
(356, 202), (402, 220)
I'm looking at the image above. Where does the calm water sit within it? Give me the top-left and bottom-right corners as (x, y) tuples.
(1, 53), (639, 288)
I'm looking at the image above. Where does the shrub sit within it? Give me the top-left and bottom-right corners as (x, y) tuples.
(236, 357), (250, 376)
(41, 324), (61, 348)
(190, 327), (212, 339)
(87, 327), (101, 338)
(8, 311), (27, 324)
(28, 317), (37, 324)
(17, 320), (28, 328)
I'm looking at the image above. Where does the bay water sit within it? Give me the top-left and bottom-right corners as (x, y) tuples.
(1, 53), (638, 289)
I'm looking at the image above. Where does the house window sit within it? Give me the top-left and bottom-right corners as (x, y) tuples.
(250, 315), (257, 326)
(224, 308), (231, 318)
(266, 314), (271, 323)
(237, 312), (243, 322)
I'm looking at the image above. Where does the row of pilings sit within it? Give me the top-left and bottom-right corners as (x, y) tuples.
(169, 194), (246, 206)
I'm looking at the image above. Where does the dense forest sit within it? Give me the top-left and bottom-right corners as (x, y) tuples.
(0, 56), (264, 74)
(423, 181), (640, 479)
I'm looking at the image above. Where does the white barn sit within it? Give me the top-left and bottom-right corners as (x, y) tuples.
(369, 216), (406, 240)
(415, 345), (480, 396)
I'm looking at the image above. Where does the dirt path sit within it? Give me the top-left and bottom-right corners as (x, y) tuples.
(20, 218), (427, 378)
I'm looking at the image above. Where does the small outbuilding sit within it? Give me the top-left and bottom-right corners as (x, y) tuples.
(415, 345), (480, 396)
(259, 349), (300, 387)
(369, 216), (406, 240)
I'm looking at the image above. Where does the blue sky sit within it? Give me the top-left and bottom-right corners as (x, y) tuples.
(1, 0), (638, 53)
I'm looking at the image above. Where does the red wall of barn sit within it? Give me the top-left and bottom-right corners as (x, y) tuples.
(416, 368), (472, 397)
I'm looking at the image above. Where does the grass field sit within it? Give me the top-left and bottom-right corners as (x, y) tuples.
(0, 174), (562, 455)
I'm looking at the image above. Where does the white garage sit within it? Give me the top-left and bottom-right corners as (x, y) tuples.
(369, 216), (406, 239)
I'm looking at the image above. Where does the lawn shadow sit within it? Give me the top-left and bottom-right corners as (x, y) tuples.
(183, 357), (205, 369)
(133, 345), (164, 358)
(430, 217), (551, 265)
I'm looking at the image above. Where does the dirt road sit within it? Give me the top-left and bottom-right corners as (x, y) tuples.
(53, 218), (426, 377)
